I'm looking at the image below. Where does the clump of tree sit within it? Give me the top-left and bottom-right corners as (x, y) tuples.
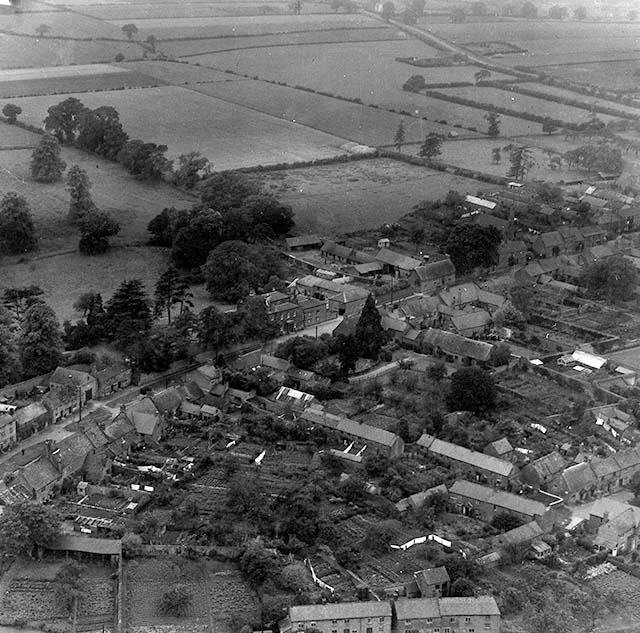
(446, 366), (497, 414)
(67, 165), (96, 223)
(56, 561), (86, 630)
(2, 103), (22, 123)
(117, 139), (170, 181)
(505, 144), (536, 181)
(121, 23), (138, 39)
(154, 266), (193, 323)
(19, 302), (63, 376)
(0, 192), (37, 255)
(159, 585), (192, 617)
(444, 223), (502, 274)
(355, 294), (387, 359)
(563, 144), (623, 173)
(485, 111), (500, 137)
(77, 105), (128, 160)
(0, 501), (61, 558)
(580, 255), (638, 302)
(172, 151), (211, 189)
(418, 132), (444, 159)
(78, 210), (120, 255)
(403, 75), (426, 92)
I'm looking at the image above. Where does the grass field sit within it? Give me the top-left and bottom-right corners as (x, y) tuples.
(0, 33), (143, 69)
(7, 85), (352, 169)
(0, 9), (124, 38)
(0, 124), (41, 148)
(0, 139), (195, 251)
(436, 85), (619, 124)
(531, 59), (640, 91)
(158, 26), (406, 57)
(189, 78), (459, 146)
(119, 60), (243, 84)
(259, 157), (500, 235)
(107, 12), (379, 38)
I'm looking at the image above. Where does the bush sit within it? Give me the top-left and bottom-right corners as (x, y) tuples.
(159, 585), (192, 616)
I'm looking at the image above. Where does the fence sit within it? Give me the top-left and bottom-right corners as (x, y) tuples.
(305, 557), (334, 593)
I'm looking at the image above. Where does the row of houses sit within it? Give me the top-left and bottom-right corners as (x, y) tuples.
(283, 596), (501, 633)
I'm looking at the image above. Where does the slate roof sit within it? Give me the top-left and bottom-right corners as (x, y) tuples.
(486, 437), (513, 456)
(50, 367), (94, 388)
(375, 248), (422, 271)
(428, 439), (516, 478)
(321, 241), (354, 260)
(48, 535), (122, 556)
(260, 354), (290, 372)
(18, 456), (60, 493)
(414, 258), (456, 281)
(54, 432), (94, 474)
(422, 328), (494, 362)
(395, 597), (440, 619)
(450, 480), (546, 517)
(451, 310), (491, 333)
(180, 401), (201, 416)
(151, 387), (182, 414)
(131, 411), (160, 436)
(395, 484), (448, 512)
(12, 402), (48, 427)
(103, 412), (136, 441)
(523, 451), (565, 481)
(289, 601), (391, 621)
(285, 234), (322, 249)
(395, 596), (500, 619)
(552, 461), (596, 494)
(417, 566), (450, 586)
(492, 520), (543, 547)
(354, 261), (384, 275)
(336, 417), (400, 448)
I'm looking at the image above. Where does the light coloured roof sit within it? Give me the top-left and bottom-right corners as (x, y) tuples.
(12, 402), (48, 426)
(285, 234), (322, 248)
(131, 411), (159, 436)
(375, 248), (422, 271)
(486, 437), (513, 456)
(414, 258), (456, 281)
(451, 310), (491, 332)
(289, 601), (391, 621)
(336, 417), (400, 448)
(492, 521), (543, 547)
(571, 350), (607, 369)
(465, 195), (497, 210)
(430, 440), (516, 477)
(395, 597), (440, 619)
(450, 480), (545, 516)
(417, 566), (450, 585)
(439, 596), (500, 616)
(49, 535), (121, 555)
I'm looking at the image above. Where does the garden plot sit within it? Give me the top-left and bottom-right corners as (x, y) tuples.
(190, 78), (455, 146)
(8, 85), (351, 169)
(590, 570), (640, 622)
(435, 86), (619, 125)
(162, 26), (406, 58)
(259, 158), (503, 235)
(497, 372), (578, 416)
(107, 13), (379, 38)
(0, 33), (142, 69)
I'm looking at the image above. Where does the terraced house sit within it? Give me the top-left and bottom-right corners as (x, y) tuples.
(284, 601), (392, 633)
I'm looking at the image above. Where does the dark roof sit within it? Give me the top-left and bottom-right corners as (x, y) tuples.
(54, 432), (94, 474)
(321, 241), (354, 260)
(50, 367), (94, 388)
(451, 310), (491, 333)
(48, 535), (122, 555)
(151, 387), (182, 414)
(103, 412), (136, 441)
(285, 234), (322, 249)
(486, 437), (513, 456)
(422, 328), (493, 362)
(450, 480), (546, 516)
(417, 566), (450, 586)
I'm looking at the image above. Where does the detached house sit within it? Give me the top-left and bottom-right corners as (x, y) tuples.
(409, 258), (456, 294)
(50, 367), (98, 403)
(375, 248), (422, 277)
(415, 566), (450, 598)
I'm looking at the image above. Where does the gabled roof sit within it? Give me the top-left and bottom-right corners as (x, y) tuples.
(285, 234), (322, 249)
(354, 261), (383, 275)
(274, 386), (315, 407)
(54, 432), (94, 474)
(486, 437), (513, 456)
(381, 314), (409, 334)
(451, 310), (491, 333)
(536, 231), (563, 248)
(429, 440), (516, 478)
(500, 240), (527, 254)
(422, 328), (494, 362)
(414, 258), (456, 281)
(50, 366), (94, 388)
(375, 248), (422, 271)
(12, 402), (48, 426)
(260, 354), (290, 372)
(523, 451), (565, 480)
(93, 362), (130, 385)
(465, 195), (497, 210)
(103, 412), (136, 441)
(439, 596), (501, 616)
(417, 566), (450, 585)
(395, 484), (448, 512)
(336, 417), (400, 448)
(450, 480), (546, 517)
(48, 535), (121, 556)
(553, 461), (596, 494)
(289, 601), (391, 621)
(151, 387), (183, 414)
(131, 411), (160, 436)
(492, 520), (543, 547)
(321, 240), (354, 260)
(17, 456), (60, 493)
(475, 213), (507, 230)
(571, 350), (606, 369)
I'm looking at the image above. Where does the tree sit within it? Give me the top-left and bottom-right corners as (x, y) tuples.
(581, 255), (638, 302)
(121, 532), (143, 558)
(418, 133), (444, 159)
(491, 147), (501, 163)
(199, 171), (261, 211)
(241, 194), (295, 236)
(171, 207), (224, 269)
(629, 470), (640, 498)
(563, 144), (622, 173)
(0, 501), (61, 558)
(548, 5), (567, 18)
(574, 5), (587, 19)
(154, 266), (193, 324)
(35, 23), (50, 37)
(2, 103), (22, 123)
(67, 165), (96, 223)
(380, 1), (395, 20)
(446, 366), (497, 414)
(485, 111), (500, 137)
(444, 223), (501, 274)
(521, 1), (537, 18)
(474, 69), (491, 85)
(471, 1), (488, 15)
(19, 303), (63, 376)
(449, 577), (476, 596)
(121, 23), (138, 39)
(0, 192), (37, 255)
(145, 34), (156, 52)
(394, 120), (406, 152)
(337, 333), (359, 375)
(492, 511), (524, 531)
(172, 151), (211, 189)
(56, 561), (86, 632)
(403, 75), (426, 92)
(2, 286), (44, 321)
(355, 294), (386, 360)
(542, 117), (559, 134)
(78, 210), (120, 255)
(505, 144), (536, 180)
(76, 105), (128, 159)
(44, 97), (88, 144)
(493, 300), (525, 328)
(198, 306), (236, 348)
(104, 279), (153, 347)
(0, 304), (20, 387)
(201, 241), (281, 302)
(30, 133), (66, 183)
(237, 296), (279, 340)
(117, 140), (170, 180)
(159, 585), (192, 617)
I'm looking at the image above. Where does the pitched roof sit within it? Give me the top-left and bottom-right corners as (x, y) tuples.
(395, 597), (440, 619)
(285, 234), (322, 249)
(103, 412), (136, 441)
(274, 386), (315, 407)
(465, 195), (497, 210)
(414, 258), (456, 281)
(48, 535), (121, 555)
(417, 566), (450, 585)
(375, 248), (422, 271)
(12, 402), (48, 426)
(422, 328), (494, 362)
(131, 411), (160, 436)
(429, 440), (516, 477)
(151, 387), (182, 414)
(486, 437), (513, 456)
(50, 367), (94, 387)
(354, 261), (384, 275)
(260, 354), (290, 372)
(523, 451), (565, 480)
(54, 432), (94, 474)
(553, 461), (596, 494)
(321, 241), (354, 260)
(449, 480), (546, 517)
(336, 417), (400, 448)
(396, 484), (448, 512)
(451, 310), (491, 333)
(492, 520), (543, 547)
(289, 601), (391, 621)
(439, 596), (501, 616)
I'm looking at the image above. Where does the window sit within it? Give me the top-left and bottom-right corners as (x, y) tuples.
(366, 628), (373, 633)
(427, 619), (433, 625)
(343, 629), (349, 633)
(468, 629), (475, 633)
(332, 630), (337, 633)
(298, 625), (304, 630)
(379, 618), (385, 622)
(450, 618), (456, 623)
(444, 628), (451, 633)
(311, 624), (316, 628)
(465, 618), (471, 624)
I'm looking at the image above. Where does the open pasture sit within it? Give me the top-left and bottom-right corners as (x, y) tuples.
(106, 12), (379, 38)
(0, 124), (41, 148)
(78, 1), (334, 19)
(531, 59), (640, 91)
(7, 85), (351, 169)
(436, 85), (619, 124)
(119, 60), (244, 84)
(161, 26), (405, 57)
(0, 33), (142, 69)
(423, 19), (640, 65)
(259, 157), (500, 235)
(190, 78), (457, 146)
(0, 9), (124, 39)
